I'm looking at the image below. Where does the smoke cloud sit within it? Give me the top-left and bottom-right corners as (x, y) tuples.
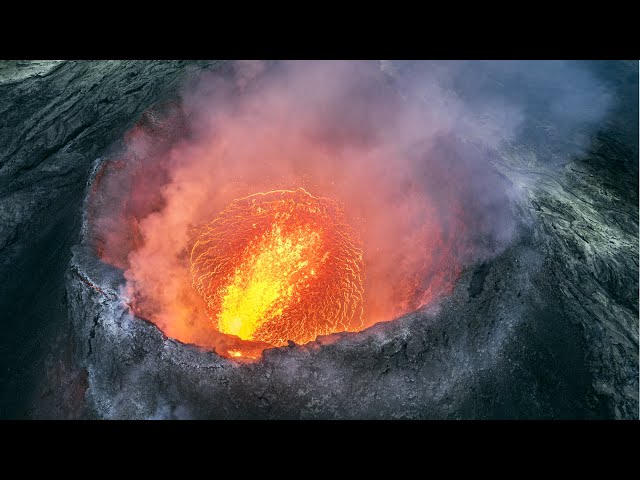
(89, 60), (612, 355)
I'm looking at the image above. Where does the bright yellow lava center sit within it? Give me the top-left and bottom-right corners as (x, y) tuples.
(190, 187), (364, 351)
(217, 224), (321, 340)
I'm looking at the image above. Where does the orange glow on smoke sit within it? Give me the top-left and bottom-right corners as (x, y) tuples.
(89, 62), (471, 360)
(190, 188), (363, 347)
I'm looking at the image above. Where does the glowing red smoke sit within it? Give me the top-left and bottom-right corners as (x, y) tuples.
(90, 61), (475, 359)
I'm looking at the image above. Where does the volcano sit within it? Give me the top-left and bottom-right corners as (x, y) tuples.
(0, 60), (637, 420)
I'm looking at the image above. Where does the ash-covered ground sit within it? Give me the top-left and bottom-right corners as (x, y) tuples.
(0, 60), (637, 419)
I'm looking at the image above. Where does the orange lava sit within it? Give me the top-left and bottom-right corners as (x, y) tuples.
(190, 188), (364, 348)
(89, 63), (471, 361)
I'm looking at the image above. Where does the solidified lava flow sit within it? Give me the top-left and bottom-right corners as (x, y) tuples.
(190, 188), (364, 347)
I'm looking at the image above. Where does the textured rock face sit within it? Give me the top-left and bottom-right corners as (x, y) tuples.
(1, 60), (637, 419)
(66, 141), (634, 419)
(0, 60), (221, 418)
(68, 230), (568, 419)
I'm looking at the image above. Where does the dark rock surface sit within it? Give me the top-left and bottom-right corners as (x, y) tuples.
(67, 228), (604, 419)
(0, 60), (637, 419)
(0, 60), (221, 418)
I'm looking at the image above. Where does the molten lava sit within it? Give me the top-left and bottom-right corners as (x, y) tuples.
(91, 62), (473, 361)
(190, 188), (364, 347)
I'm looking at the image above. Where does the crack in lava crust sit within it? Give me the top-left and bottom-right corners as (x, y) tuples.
(190, 188), (364, 347)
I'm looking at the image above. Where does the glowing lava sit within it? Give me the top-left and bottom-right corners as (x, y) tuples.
(190, 188), (364, 347)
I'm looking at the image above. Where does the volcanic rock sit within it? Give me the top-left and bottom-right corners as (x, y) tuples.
(0, 60), (637, 419)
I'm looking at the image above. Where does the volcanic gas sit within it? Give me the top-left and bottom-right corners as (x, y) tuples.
(190, 188), (364, 347)
(89, 60), (485, 360)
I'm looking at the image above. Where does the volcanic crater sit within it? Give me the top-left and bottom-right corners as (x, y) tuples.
(1, 60), (636, 419)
